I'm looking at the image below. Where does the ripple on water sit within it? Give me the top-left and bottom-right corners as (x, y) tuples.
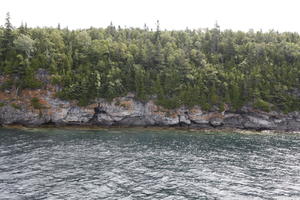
(0, 128), (299, 199)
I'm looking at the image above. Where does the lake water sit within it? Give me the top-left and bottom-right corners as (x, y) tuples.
(0, 128), (299, 200)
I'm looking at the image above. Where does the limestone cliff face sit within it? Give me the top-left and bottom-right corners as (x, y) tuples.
(0, 90), (299, 131)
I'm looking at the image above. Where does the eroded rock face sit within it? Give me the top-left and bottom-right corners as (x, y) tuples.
(209, 118), (224, 127)
(223, 114), (244, 129)
(242, 115), (276, 130)
(0, 92), (299, 131)
(0, 105), (48, 126)
(63, 107), (94, 124)
(179, 115), (191, 125)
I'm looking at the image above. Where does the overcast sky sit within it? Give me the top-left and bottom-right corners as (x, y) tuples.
(0, 0), (299, 32)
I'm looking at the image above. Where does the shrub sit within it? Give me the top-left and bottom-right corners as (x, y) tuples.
(51, 75), (62, 85)
(0, 79), (14, 91)
(11, 103), (21, 110)
(156, 98), (180, 110)
(254, 99), (271, 112)
(31, 97), (43, 109)
(202, 103), (212, 111)
(218, 103), (225, 112)
(23, 78), (43, 89)
(78, 98), (89, 107)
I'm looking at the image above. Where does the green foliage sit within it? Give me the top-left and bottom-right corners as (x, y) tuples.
(0, 79), (14, 91)
(11, 103), (21, 110)
(0, 15), (299, 112)
(31, 97), (43, 109)
(156, 98), (180, 110)
(202, 103), (212, 111)
(209, 83), (218, 105)
(230, 83), (243, 110)
(254, 99), (272, 112)
(0, 102), (5, 107)
(22, 67), (43, 89)
(14, 34), (35, 57)
(134, 64), (147, 101)
(218, 103), (226, 112)
(0, 12), (15, 62)
(154, 75), (164, 101)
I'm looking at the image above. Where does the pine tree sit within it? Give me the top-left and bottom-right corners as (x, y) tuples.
(1, 12), (15, 62)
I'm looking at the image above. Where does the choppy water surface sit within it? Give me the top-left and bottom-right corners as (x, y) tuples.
(0, 128), (299, 200)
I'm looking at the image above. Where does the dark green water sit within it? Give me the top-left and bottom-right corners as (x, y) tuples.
(0, 128), (299, 200)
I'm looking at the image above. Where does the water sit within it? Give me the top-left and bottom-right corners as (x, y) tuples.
(0, 128), (299, 200)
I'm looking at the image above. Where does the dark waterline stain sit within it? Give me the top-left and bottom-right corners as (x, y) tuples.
(0, 128), (299, 199)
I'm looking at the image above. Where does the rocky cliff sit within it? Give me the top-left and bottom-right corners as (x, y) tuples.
(0, 89), (299, 131)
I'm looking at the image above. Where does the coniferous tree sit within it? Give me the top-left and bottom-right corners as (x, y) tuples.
(0, 14), (298, 111)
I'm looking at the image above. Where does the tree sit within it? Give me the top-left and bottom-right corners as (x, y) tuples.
(19, 22), (28, 35)
(0, 14), (299, 112)
(209, 82), (218, 105)
(154, 74), (164, 101)
(1, 12), (15, 62)
(154, 20), (161, 43)
(14, 34), (35, 57)
(3, 12), (14, 48)
(211, 21), (220, 53)
(134, 64), (146, 101)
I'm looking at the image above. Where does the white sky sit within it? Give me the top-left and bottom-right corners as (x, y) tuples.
(0, 0), (299, 32)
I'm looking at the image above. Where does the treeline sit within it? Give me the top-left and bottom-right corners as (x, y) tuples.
(0, 13), (299, 112)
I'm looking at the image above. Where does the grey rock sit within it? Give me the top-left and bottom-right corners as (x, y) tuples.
(96, 114), (114, 126)
(242, 115), (276, 130)
(0, 105), (46, 126)
(116, 116), (152, 126)
(63, 107), (94, 124)
(155, 115), (179, 126)
(0, 92), (299, 131)
(209, 118), (224, 127)
(179, 115), (191, 125)
(223, 114), (244, 129)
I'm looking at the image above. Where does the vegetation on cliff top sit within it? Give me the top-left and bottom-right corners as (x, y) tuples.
(0, 13), (299, 112)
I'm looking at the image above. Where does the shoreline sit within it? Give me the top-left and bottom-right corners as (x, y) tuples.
(1, 94), (299, 133)
(1, 124), (299, 135)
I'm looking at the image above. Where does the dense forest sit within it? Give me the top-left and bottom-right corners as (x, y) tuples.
(0, 13), (299, 112)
